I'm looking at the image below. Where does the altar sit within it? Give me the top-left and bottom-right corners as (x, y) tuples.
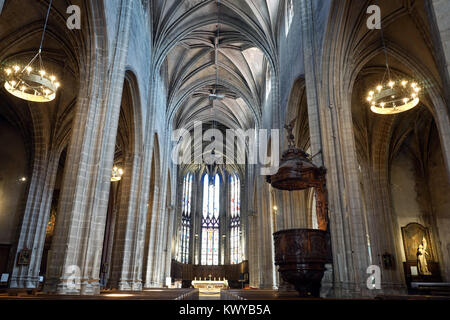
(191, 276), (228, 293)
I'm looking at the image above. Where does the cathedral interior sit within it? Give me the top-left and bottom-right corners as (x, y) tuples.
(0, 0), (449, 303)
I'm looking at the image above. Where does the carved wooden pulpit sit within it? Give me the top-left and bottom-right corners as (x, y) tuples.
(267, 121), (332, 297)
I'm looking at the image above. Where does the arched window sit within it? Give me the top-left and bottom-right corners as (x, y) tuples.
(230, 174), (241, 264)
(201, 173), (220, 265)
(178, 173), (192, 263)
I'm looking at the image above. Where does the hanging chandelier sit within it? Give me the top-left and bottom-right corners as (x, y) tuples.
(3, 0), (60, 103)
(367, 79), (421, 115)
(111, 166), (124, 182)
(367, 19), (421, 115)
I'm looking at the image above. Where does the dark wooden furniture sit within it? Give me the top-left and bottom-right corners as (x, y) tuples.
(273, 229), (331, 297)
(267, 123), (331, 297)
(403, 261), (442, 292)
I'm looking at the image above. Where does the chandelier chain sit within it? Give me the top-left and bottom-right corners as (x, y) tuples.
(39, 0), (53, 52)
(379, 26), (391, 82)
(21, 0), (53, 74)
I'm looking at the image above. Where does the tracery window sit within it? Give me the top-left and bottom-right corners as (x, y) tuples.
(201, 173), (220, 265)
(230, 174), (241, 264)
(178, 173), (192, 263)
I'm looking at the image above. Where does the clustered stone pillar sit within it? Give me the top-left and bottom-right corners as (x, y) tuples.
(300, 0), (371, 297)
(149, 153), (172, 287)
(9, 126), (62, 289)
(109, 151), (144, 291)
(427, 0), (450, 178)
(255, 175), (276, 289)
(42, 2), (133, 295)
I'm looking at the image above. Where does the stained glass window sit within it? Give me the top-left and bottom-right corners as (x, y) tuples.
(178, 173), (192, 263)
(201, 173), (220, 265)
(230, 174), (241, 264)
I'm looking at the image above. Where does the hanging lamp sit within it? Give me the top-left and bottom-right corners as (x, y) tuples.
(366, 14), (421, 115)
(3, 0), (60, 103)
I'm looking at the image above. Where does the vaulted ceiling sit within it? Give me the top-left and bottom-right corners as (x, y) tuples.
(153, 0), (285, 132)
(346, 0), (443, 169)
(153, 0), (286, 175)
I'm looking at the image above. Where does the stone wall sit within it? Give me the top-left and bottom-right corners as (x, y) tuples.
(0, 117), (27, 244)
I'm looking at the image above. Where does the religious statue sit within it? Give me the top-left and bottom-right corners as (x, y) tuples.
(284, 118), (296, 149)
(417, 237), (432, 275)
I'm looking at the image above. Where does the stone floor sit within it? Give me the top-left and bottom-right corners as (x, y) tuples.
(0, 288), (449, 300)
(0, 288), (199, 300)
(221, 289), (450, 300)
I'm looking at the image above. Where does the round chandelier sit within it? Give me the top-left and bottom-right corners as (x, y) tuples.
(4, 64), (60, 103)
(2, 0), (60, 103)
(367, 20), (422, 115)
(367, 79), (421, 115)
(111, 166), (124, 182)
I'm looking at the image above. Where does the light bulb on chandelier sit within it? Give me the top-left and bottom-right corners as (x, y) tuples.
(2, 0), (60, 103)
(111, 166), (124, 182)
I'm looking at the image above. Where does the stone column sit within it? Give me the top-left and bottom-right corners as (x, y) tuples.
(155, 134), (181, 286)
(152, 157), (169, 286)
(172, 172), (183, 263)
(297, 0), (336, 297)
(144, 173), (161, 287)
(359, 162), (406, 294)
(240, 176), (248, 262)
(43, 1), (132, 295)
(141, 144), (157, 287)
(147, 133), (173, 287)
(109, 152), (144, 291)
(247, 211), (259, 288)
(301, 0), (372, 297)
(426, 0), (450, 177)
(256, 176), (276, 289)
(428, 0), (450, 94)
(246, 165), (259, 288)
(9, 144), (60, 289)
(100, 183), (119, 288)
(299, 2), (323, 168)
(164, 203), (176, 282)
(137, 77), (167, 287)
